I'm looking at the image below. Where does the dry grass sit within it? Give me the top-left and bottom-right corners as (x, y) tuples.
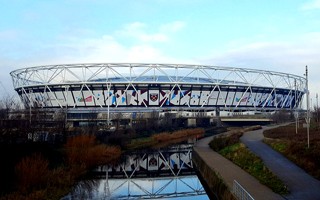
(14, 154), (49, 193)
(127, 128), (204, 150)
(65, 134), (121, 169)
(264, 123), (320, 180)
(152, 128), (204, 142)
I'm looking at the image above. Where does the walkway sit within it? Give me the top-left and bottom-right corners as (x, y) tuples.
(241, 125), (320, 200)
(194, 134), (284, 200)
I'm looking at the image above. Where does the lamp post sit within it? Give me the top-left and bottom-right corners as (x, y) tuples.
(317, 93), (319, 125)
(305, 66), (310, 149)
(295, 79), (298, 134)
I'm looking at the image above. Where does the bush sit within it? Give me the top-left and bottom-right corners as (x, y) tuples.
(65, 134), (121, 169)
(15, 153), (49, 193)
(152, 128), (204, 142)
(209, 131), (243, 151)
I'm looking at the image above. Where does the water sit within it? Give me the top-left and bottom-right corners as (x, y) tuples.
(64, 176), (208, 200)
(63, 142), (210, 199)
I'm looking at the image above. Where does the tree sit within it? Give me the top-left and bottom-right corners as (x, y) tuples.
(271, 110), (294, 123)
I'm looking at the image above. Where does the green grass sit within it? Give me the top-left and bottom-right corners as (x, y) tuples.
(126, 137), (156, 149)
(264, 138), (320, 180)
(219, 143), (289, 195)
(264, 139), (288, 153)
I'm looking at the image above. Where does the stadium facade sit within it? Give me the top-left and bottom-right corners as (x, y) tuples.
(10, 63), (306, 111)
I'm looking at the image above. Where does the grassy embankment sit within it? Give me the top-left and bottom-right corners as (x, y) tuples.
(209, 126), (289, 195)
(264, 123), (320, 180)
(126, 128), (205, 150)
(0, 127), (204, 200)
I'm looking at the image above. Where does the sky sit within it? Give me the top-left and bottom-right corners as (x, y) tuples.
(1, 0), (320, 106)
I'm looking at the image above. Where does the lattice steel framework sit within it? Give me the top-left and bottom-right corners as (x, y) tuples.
(64, 176), (206, 200)
(10, 63), (306, 111)
(99, 144), (194, 179)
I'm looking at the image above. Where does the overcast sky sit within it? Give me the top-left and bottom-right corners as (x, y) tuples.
(1, 0), (320, 106)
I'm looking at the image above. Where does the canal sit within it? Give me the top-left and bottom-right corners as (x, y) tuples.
(62, 139), (210, 199)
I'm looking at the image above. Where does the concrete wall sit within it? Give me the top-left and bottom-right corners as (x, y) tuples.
(192, 150), (235, 200)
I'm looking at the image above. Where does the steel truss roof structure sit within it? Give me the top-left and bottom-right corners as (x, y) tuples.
(64, 144), (206, 199)
(10, 63), (306, 111)
(64, 176), (206, 200)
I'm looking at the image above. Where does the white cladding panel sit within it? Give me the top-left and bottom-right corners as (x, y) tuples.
(105, 90), (116, 106)
(226, 92), (235, 106)
(73, 90), (85, 106)
(115, 90), (126, 106)
(180, 90), (191, 106)
(190, 91), (201, 105)
(126, 90), (138, 106)
(170, 90), (180, 105)
(233, 92), (244, 106)
(65, 90), (75, 107)
(92, 90), (104, 106)
(199, 91), (210, 106)
(239, 92), (250, 106)
(208, 91), (218, 105)
(217, 91), (227, 106)
(159, 90), (170, 106)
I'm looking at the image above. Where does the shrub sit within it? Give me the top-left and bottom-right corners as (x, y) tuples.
(152, 128), (204, 142)
(209, 131), (243, 151)
(65, 134), (121, 170)
(15, 153), (49, 193)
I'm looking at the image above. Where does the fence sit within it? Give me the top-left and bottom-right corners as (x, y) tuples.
(233, 180), (254, 200)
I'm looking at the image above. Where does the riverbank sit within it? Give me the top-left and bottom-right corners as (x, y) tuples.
(0, 127), (210, 200)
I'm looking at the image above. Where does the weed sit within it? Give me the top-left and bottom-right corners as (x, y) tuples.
(219, 143), (288, 195)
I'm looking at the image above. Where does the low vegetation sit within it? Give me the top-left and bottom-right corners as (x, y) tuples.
(219, 143), (288, 195)
(209, 127), (289, 195)
(264, 123), (320, 180)
(126, 128), (204, 149)
(1, 127), (204, 199)
(1, 135), (121, 200)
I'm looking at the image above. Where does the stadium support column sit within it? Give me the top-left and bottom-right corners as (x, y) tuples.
(216, 107), (222, 127)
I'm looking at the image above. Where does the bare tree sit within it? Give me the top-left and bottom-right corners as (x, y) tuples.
(113, 112), (123, 131)
(271, 109), (294, 124)
(0, 95), (26, 142)
(312, 106), (320, 129)
(147, 110), (160, 130)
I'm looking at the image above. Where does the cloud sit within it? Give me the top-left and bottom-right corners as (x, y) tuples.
(0, 21), (192, 98)
(301, 0), (320, 10)
(117, 21), (186, 43)
(200, 32), (320, 104)
(0, 30), (19, 41)
(118, 22), (167, 42)
(160, 21), (186, 33)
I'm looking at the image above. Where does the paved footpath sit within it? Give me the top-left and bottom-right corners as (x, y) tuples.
(194, 135), (284, 200)
(241, 124), (320, 200)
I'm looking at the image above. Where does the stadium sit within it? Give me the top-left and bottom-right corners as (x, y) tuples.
(10, 63), (306, 128)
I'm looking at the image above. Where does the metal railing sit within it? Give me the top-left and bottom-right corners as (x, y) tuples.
(233, 180), (254, 200)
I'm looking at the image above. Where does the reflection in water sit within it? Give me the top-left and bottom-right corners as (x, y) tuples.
(64, 176), (208, 200)
(103, 144), (195, 179)
(63, 142), (210, 199)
